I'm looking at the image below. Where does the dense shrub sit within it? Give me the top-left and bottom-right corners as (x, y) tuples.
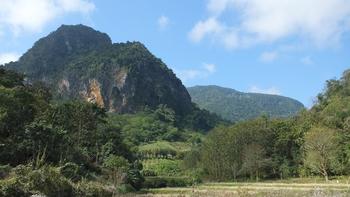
(127, 168), (144, 190)
(74, 180), (113, 197)
(142, 159), (182, 176)
(13, 164), (32, 181)
(117, 184), (135, 194)
(142, 169), (157, 176)
(0, 165), (11, 179)
(0, 179), (31, 197)
(103, 155), (129, 186)
(143, 176), (192, 188)
(28, 166), (75, 197)
(60, 162), (84, 182)
(2, 165), (119, 197)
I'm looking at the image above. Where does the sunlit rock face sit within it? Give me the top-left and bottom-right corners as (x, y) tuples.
(6, 24), (193, 115)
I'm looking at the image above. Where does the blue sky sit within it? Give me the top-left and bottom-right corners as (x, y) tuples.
(1, 0), (350, 107)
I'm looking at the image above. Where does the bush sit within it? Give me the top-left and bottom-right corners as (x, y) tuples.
(186, 168), (204, 184)
(143, 177), (166, 188)
(74, 180), (113, 197)
(0, 179), (31, 197)
(142, 169), (156, 176)
(10, 164), (78, 196)
(142, 159), (182, 176)
(13, 164), (31, 178)
(60, 162), (83, 182)
(117, 184), (135, 194)
(103, 155), (129, 185)
(143, 176), (192, 188)
(161, 129), (185, 142)
(127, 168), (144, 190)
(103, 155), (129, 171)
(0, 165), (11, 179)
(28, 166), (75, 197)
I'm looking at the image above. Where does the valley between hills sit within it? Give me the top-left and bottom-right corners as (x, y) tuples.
(1, 25), (350, 197)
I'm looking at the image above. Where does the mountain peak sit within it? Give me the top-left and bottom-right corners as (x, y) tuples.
(6, 25), (192, 115)
(55, 24), (111, 41)
(8, 24), (112, 79)
(32, 24), (112, 54)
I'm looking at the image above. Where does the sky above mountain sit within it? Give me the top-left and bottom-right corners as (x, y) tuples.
(0, 0), (350, 107)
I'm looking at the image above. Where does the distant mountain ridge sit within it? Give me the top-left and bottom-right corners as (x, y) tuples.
(187, 85), (304, 122)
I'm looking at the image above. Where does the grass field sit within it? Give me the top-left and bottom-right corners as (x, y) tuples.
(135, 179), (350, 197)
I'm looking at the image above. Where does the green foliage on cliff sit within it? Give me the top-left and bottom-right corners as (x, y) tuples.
(188, 85), (304, 122)
(6, 24), (193, 117)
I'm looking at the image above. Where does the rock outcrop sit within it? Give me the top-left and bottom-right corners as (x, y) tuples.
(6, 24), (193, 115)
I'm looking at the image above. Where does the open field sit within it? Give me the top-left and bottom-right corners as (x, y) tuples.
(135, 180), (350, 197)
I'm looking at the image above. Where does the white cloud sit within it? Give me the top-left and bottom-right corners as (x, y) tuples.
(301, 56), (314, 65)
(188, 17), (222, 43)
(248, 85), (281, 95)
(207, 0), (233, 15)
(175, 69), (202, 82)
(203, 63), (216, 73)
(175, 63), (217, 82)
(190, 0), (350, 48)
(158, 16), (169, 30)
(0, 53), (20, 65)
(260, 51), (278, 63)
(56, 0), (94, 13)
(188, 17), (239, 49)
(0, 0), (95, 35)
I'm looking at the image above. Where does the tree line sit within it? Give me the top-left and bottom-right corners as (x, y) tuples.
(186, 70), (350, 182)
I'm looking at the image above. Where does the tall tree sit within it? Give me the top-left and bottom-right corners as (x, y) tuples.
(304, 127), (339, 181)
(240, 143), (270, 181)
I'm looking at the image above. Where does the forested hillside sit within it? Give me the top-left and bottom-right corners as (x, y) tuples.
(187, 70), (350, 181)
(5, 24), (222, 132)
(6, 25), (192, 116)
(188, 85), (304, 122)
(0, 68), (143, 195)
(0, 68), (211, 196)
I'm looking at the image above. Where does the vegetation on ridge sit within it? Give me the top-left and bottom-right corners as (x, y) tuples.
(188, 70), (350, 182)
(188, 85), (304, 122)
(1, 24), (350, 196)
(5, 24), (195, 117)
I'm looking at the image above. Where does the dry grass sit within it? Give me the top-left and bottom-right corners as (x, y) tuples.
(133, 180), (350, 197)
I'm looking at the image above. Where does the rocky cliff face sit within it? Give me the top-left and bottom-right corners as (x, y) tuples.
(6, 24), (192, 115)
